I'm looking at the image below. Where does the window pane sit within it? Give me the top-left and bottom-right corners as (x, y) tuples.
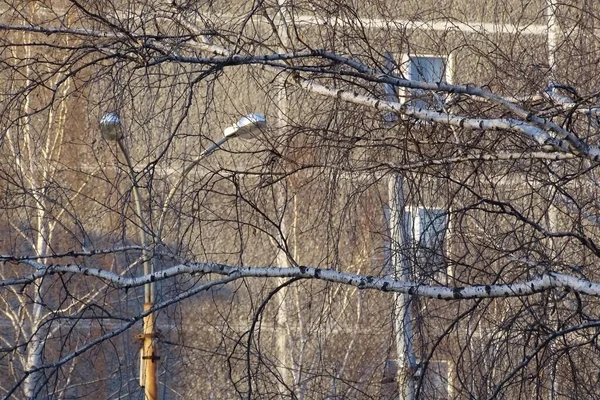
(415, 208), (447, 277)
(418, 208), (447, 249)
(404, 209), (414, 241)
(407, 56), (447, 109)
(408, 57), (446, 83)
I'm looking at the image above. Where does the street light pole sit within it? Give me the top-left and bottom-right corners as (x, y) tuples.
(99, 112), (266, 400)
(99, 113), (157, 400)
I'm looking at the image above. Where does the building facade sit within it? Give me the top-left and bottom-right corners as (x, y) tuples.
(1, 0), (599, 399)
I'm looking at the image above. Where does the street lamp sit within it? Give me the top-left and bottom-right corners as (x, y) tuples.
(156, 113), (266, 239)
(99, 112), (124, 141)
(203, 112), (266, 155)
(100, 112), (157, 400)
(99, 112), (266, 400)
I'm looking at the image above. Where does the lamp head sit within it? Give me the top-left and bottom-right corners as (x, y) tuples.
(99, 113), (124, 141)
(223, 113), (266, 139)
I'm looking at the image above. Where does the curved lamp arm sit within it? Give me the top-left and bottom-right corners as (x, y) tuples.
(156, 113), (266, 240)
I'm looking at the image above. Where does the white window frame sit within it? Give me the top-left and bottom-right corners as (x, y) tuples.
(399, 53), (454, 110)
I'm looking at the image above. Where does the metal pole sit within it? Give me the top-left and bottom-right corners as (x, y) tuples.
(148, 135), (233, 398)
(388, 174), (417, 400)
(116, 139), (158, 400)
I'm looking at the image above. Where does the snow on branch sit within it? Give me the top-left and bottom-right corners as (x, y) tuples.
(4, 261), (600, 299)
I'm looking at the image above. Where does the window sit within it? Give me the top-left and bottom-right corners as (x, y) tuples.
(405, 207), (448, 278)
(403, 55), (450, 110)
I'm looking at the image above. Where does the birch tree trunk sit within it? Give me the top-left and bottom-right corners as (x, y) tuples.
(388, 174), (417, 400)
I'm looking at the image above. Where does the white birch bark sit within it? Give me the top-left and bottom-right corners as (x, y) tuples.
(389, 175), (417, 400)
(7, 261), (600, 298)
